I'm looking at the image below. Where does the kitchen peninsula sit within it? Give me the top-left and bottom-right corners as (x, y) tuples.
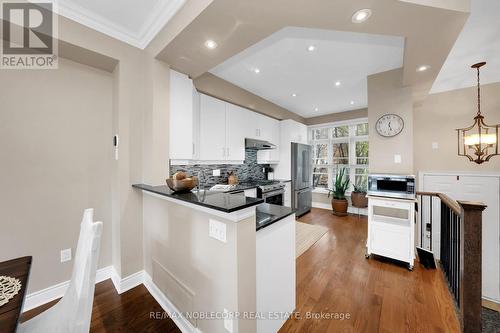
(133, 184), (296, 333)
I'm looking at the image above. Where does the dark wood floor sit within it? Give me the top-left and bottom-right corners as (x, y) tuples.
(279, 208), (460, 333)
(23, 208), (460, 333)
(22, 279), (181, 333)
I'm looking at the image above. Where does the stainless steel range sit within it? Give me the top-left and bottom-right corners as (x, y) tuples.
(240, 180), (285, 206)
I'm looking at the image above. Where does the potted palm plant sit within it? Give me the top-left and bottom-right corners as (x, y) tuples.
(327, 168), (350, 216)
(351, 181), (368, 208)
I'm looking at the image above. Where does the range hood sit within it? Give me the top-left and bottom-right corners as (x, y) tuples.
(245, 138), (276, 150)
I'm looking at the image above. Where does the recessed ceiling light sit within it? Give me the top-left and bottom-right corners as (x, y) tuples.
(307, 45), (316, 52)
(204, 39), (217, 49)
(254, 68), (261, 74)
(291, 93), (297, 97)
(416, 65), (431, 72)
(314, 107), (319, 112)
(350, 101), (355, 105)
(352, 9), (372, 23)
(335, 81), (341, 87)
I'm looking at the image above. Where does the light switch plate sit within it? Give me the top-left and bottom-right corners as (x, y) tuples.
(60, 248), (72, 263)
(432, 142), (439, 149)
(394, 154), (402, 164)
(213, 169), (221, 177)
(209, 219), (227, 243)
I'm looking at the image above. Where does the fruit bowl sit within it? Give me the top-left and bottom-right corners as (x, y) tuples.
(166, 172), (198, 193)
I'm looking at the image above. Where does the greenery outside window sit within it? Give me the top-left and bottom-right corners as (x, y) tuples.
(310, 120), (369, 193)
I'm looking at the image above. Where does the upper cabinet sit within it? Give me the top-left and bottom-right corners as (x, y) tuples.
(170, 85), (283, 164)
(199, 94), (226, 161)
(169, 70), (200, 163)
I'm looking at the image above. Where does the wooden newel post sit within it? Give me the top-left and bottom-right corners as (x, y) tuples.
(458, 200), (487, 333)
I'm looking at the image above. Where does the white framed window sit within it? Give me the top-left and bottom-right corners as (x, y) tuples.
(309, 119), (369, 193)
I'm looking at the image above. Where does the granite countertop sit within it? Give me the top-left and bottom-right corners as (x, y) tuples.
(256, 203), (295, 231)
(133, 184), (264, 213)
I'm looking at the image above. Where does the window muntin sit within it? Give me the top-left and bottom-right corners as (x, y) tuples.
(309, 120), (369, 192)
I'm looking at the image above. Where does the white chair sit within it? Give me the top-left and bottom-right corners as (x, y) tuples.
(19, 209), (103, 333)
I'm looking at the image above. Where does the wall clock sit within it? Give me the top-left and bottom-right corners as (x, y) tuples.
(376, 114), (404, 137)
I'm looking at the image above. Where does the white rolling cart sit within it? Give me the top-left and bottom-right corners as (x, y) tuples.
(365, 195), (416, 270)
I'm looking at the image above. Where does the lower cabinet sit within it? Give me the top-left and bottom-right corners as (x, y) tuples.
(256, 214), (296, 333)
(367, 196), (415, 269)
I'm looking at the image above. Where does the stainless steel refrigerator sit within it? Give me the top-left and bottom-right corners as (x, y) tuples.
(291, 143), (312, 217)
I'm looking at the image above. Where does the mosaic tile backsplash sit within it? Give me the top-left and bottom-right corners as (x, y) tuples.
(170, 149), (269, 187)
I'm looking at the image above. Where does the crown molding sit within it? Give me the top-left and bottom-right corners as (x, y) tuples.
(138, 0), (186, 49)
(57, 0), (186, 49)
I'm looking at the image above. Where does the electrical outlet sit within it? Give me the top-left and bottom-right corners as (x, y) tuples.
(432, 142), (439, 150)
(60, 248), (72, 263)
(209, 219), (227, 243)
(223, 309), (233, 333)
(394, 154), (402, 164)
(213, 169), (221, 177)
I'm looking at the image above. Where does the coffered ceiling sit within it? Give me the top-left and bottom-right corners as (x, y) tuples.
(431, 0), (500, 94)
(157, 0), (469, 115)
(209, 27), (404, 117)
(57, 0), (186, 49)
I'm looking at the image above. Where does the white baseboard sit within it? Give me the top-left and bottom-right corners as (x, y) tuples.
(22, 266), (198, 333)
(312, 202), (367, 216)
(23, 265), (114, 312)
(143, 272), (200, 333)
(110, 268), (145, 294)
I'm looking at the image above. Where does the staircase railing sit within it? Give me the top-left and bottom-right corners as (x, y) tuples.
(417, 191), (486, 333)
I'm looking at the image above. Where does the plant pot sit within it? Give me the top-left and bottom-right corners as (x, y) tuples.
(351, 192), (368, 208)
(331, 198), (349, 216)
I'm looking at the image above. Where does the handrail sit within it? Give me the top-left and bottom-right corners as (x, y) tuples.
(416, 191), (486, 333)
(416, 191), (461, 215)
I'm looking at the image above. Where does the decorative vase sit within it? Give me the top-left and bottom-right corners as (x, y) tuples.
(351, 192), (368, 208)
(331, 198), (349, 216)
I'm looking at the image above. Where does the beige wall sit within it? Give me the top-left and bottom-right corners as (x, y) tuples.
(368, 68), (414, 174)
(143, 194), (256, 333)
(194, 73), (306, 123)
(414, 82), (500, 174)
(305, 108), (368, 126)
(0, 58), (113, 292)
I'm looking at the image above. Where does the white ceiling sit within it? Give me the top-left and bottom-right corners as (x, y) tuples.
(209, 27), (404, 117)
(431, 0), (500, 94)
(57, 0), (186, 49)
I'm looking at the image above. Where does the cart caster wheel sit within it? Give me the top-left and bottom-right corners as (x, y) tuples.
(365, 253), (370, 259)
(408, 265), (414, 271)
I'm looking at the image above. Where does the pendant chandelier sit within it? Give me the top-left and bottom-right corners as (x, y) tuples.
(457, 62), (499, 164)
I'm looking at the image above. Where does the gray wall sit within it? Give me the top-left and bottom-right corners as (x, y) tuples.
(0, 58), (113, 292)
(414, 81), (500, 174)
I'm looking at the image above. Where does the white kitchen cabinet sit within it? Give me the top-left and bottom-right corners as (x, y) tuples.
(273, 119), (308, 180)
(199, 94), (226, 161)
(367, 196), (416, 269)
(169, 70), (200, 162)
(226, 104), (250, 161)
(257, 214), (296, 333)
(257, 117), (280, 164)
(421, 172), (500, 303)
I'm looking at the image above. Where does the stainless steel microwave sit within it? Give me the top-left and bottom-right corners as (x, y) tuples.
(367, 174), (416, 200)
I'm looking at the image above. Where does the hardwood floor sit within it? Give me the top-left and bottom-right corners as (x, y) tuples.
(22, 208), (460, 333)
(21, 279), (181, 333)
(279, 208), (461, 333)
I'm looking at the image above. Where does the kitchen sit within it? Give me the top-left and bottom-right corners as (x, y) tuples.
(2, 1), (499, 333)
